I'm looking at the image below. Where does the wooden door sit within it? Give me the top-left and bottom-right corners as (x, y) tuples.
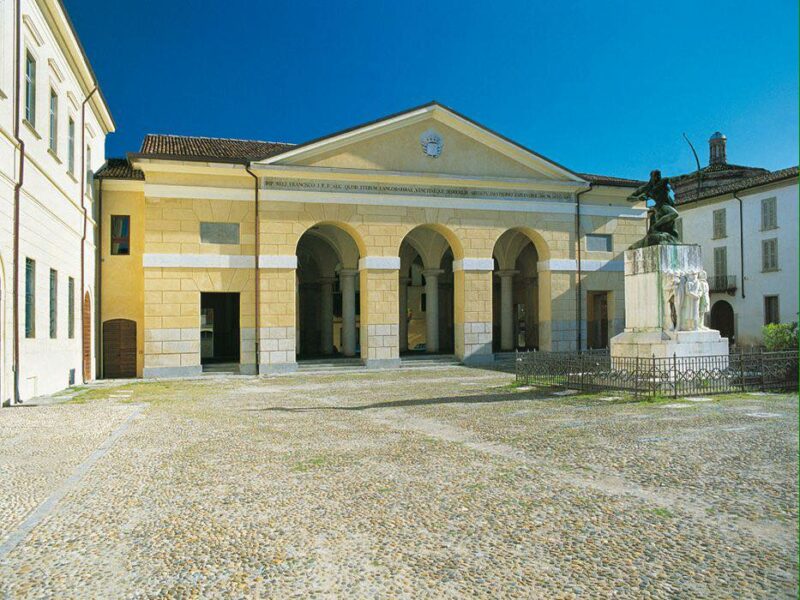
(103, 319), (137, 378)
(82, 293), (91, 381)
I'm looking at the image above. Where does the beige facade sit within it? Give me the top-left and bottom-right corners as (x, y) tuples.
(97, 103), (646, 377)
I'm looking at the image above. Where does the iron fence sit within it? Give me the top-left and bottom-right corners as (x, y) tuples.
(515, 348), (798, 398)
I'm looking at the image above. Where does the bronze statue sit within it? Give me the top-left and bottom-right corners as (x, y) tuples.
(628, 170), (680, 248)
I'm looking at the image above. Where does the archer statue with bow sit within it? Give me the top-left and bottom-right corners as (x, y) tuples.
(628, 169), (681, 248)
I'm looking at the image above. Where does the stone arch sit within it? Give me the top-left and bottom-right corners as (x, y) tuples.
(492, 228), (548, 352)
(396, 223), (465, 264)
(296, 223), (363, 359)
(399, 225), (457, 354)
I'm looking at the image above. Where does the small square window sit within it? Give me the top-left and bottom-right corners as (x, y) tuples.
(200, 222), (240, 245)
(111, 215), (130, 255)
(585, 234), (613, 252)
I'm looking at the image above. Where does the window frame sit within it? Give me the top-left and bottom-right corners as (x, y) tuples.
(24, 50), (36, 126)
(48, 87), (58, 154)
(25, 257), (35, 338)
(67, 116), (75, 174)
(713, 246), (728, 278)
(68, 276), (75, 339)
(764, 295), (780, 326)
(110, 215), (131, 256)
(761, 238), (778, 272)
(585, 233), (613, 253)
(49, 268), (57, 338)
(712, 208), (727, 240)
(760, 197), (777, 231)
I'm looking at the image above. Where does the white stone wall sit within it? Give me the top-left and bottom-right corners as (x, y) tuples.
(681, 180), (799, 346)
(0, 0), (109, 402)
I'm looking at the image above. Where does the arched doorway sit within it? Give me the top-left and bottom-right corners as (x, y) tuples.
(492, 229), (543, 352)
(103, 319), (137, 378)
(82, 292), (91, 382)
(399, 226), (456, 355)
(296, 224), (361, 360)
(710, 300), (735, 343)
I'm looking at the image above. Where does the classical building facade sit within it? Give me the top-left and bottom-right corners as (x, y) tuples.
(96, 103), (646, 378)
(678, 160), (798, 346)
(0, 0), (113, 403)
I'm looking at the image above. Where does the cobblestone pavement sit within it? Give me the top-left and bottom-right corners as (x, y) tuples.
(0, 368), (796, 598)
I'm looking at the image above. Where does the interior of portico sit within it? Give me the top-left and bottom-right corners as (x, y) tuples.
(296, 224), (362, 360)
(492, 229), (543, 352)
(399, 226), (456, 355)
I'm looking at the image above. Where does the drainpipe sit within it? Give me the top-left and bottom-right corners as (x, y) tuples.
(80, 87), (97, 383)
(733, 192), (745, 299)
(574, 183), (592, 351)
(11, 0), (24, 404)
(96, 178), (103, 378)
(245, 164), (260, 376)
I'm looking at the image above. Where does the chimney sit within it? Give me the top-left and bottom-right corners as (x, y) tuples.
(709, 131), (727, 166)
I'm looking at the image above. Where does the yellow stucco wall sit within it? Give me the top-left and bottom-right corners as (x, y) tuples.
(101, 189), (145, 376)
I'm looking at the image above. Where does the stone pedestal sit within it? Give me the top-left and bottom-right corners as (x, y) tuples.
(610, 244), (728, 361)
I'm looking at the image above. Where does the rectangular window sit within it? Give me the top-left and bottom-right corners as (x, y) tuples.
(49, 269), (57, 338)
(25, 258), (35, 338)
(200, 222), (240, 245)
(712, 208), (726, 239)
(762, 238), (778, 272)
(49, 88), (58, 153)
(713, 246), (728, 278)
(585, 234), (613, 252)
(68, 276), (75, 338)
(761, 197), (777, 231)
(24, 51), (36, 125)
(86, 144), (93, 195)
(764, 295), (780, 325)
(67, 117), (75, 174)
(110, 215), (130, 255)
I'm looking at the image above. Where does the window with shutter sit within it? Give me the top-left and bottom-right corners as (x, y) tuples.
(25, 258), (35, 338)
(712, 209), (726, 239)
(713, 247), (727, 278)
(762, 238), (778, 271)
(761, 197), (777, 230)
(49, 269), (58, 338)
(68, 276), (75, 338)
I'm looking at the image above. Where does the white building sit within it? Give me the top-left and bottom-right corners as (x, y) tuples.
(679, 161), (798, 347)
(0, 0), (114, 403)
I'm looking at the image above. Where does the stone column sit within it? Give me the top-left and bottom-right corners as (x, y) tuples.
(340, 269), (358, 357)
(398, 277), (410, 353)
(319, 277), (335, 355)
(423, 269), (443, 353)
(497, 270), (518, 351)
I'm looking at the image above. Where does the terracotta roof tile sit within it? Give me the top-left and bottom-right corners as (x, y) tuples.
(138, 134), (295, 162)
(95, 158), (144, 180)
(576, 172), (645, 188)
(677, 166), (798, 204)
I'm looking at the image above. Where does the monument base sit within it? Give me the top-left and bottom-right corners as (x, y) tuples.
(610, 244), (729, 368)
(610, 329), (729, 359)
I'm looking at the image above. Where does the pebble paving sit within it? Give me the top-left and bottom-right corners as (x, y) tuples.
(0, 368), (796, 598)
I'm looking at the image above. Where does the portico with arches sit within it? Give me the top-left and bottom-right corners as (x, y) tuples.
(97, 102), (646, 377)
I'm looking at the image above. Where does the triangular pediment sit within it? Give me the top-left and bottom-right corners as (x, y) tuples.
(257, 103), (584, 182)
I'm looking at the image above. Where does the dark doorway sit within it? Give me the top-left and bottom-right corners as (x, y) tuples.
(103, 319), (137, 378)
(587, 291), (610, 349)
(710, 300), (735, 343)
(200, 293), (240, 366)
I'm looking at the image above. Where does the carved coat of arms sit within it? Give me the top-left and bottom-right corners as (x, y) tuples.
(420, 129), (443, 158)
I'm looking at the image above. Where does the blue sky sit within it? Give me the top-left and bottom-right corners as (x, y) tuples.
(66, 0), (798, 179)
